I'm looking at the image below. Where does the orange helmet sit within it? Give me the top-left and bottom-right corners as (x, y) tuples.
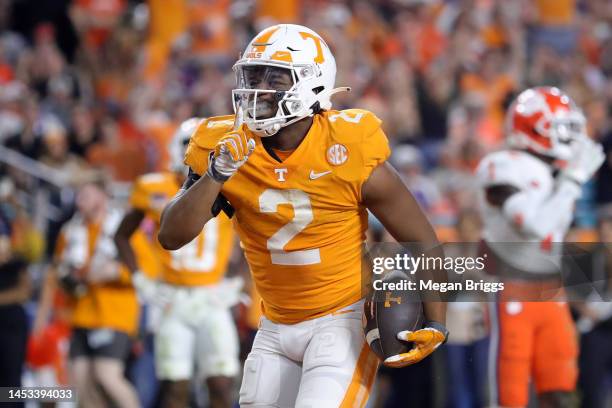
(506, 87), (586, 161)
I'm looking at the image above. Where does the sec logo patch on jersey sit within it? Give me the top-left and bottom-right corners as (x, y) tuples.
(327, 144), (348, 165)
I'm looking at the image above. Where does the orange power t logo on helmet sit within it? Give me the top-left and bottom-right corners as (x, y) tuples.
(299, 32), (325, 63)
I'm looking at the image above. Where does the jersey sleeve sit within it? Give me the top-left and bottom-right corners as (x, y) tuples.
(184, 137), (211, 176)
(325, 109), (391, 201)
(475, 152), (523, 189)
(361, 125), (391, 183)
(184, 115), (236, 176)
(356, 111), (391, 197)
(129, 177), (150, 211)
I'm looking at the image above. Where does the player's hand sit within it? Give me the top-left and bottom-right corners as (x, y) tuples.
(209, 276), (245, 308)
(207, 130), (256, 182)
(155, 282), (175, 311)
(132, 271), (175, 310)
(132, 271), (159, 303)
(383, 321), (448, 368)
(560, 138), (605, 185)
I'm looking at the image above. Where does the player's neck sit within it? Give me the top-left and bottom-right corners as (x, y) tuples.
(262, 116), (314, 151)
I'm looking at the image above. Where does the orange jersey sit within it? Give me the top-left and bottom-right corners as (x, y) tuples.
(55, 222), (138, 336)
(130, 171), (234, 286)
(131, 228), (162, 280)
(185, 110), (390, 323)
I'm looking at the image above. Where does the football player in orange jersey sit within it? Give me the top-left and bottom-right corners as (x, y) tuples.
(114, 120), (240, 408)
(159, 24), (448, 407)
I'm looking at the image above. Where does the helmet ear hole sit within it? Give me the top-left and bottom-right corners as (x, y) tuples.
(312, 86), (324, 95)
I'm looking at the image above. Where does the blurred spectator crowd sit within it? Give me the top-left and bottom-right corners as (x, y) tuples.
(0, 0), (611, 407)
(1, 0), (612, 230)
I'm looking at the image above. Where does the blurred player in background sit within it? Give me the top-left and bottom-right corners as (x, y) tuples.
(115, 118), (239, 408)
(36, 179), (140, 408)
(476, 87), (605, 407)
(159, 24), (448, 407)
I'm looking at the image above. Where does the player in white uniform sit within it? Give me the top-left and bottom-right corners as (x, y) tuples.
(475, 87), (605, 407)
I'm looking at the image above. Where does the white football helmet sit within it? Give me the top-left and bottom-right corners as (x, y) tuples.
(168, 117), (201, 174)
(232, 24), (349, 136)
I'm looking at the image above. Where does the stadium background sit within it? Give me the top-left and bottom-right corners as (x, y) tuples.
(0, 0), (610, 407)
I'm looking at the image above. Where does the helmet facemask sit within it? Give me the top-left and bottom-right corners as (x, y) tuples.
(233, 63), (325, 136)
(536, 109), (587, 161)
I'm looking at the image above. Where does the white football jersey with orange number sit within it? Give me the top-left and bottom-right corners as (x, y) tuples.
(185, 109), (390, 324)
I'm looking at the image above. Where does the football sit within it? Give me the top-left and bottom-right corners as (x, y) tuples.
(363, 270), (424, 361)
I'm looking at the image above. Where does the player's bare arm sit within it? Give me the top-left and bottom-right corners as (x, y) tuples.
(362, 162), (445, 322)
(362, 161), (448, 367)
(114, 208), (145, 273)
(159, 174), (223, 250)
(114, 206), (164, 300)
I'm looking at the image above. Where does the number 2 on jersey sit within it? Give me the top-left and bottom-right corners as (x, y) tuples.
(329, 111), (363, 124)
(259, 189), (321, 266)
